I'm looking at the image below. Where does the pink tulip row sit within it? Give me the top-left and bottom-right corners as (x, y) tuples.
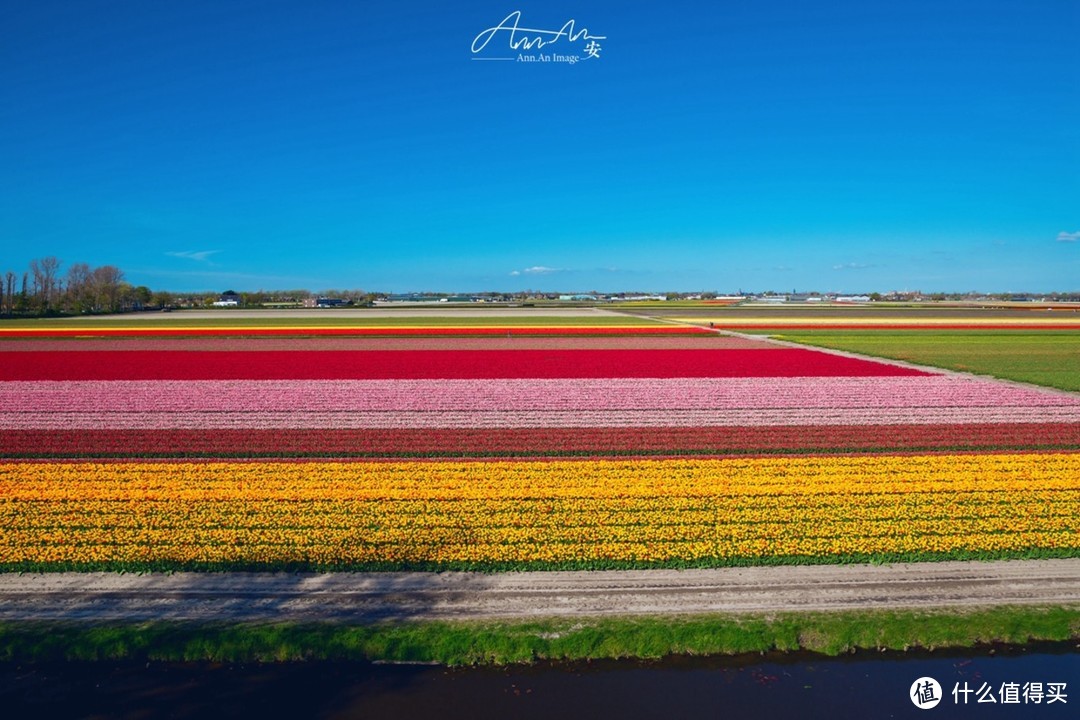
(4, 377), (1078, 415)
(5, 406), (1080, 430)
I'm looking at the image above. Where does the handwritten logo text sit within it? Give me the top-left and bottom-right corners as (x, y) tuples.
(472, 11), (605, 62)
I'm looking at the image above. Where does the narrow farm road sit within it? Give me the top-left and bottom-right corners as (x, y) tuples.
(1, 560), (1077, 622)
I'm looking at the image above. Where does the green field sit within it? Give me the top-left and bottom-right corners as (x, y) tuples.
(761, 330), (1080, 392)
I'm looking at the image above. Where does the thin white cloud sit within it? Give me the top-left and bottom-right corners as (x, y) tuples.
(832, 262), (871, 270)
(166, 250), (221, 262)
(510, 265), (561, 276)
(1057, 231), (1080, 243)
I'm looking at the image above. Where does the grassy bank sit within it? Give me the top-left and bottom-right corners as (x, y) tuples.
(761, 330), (1080, 392)
(2, 606), (1077, 666)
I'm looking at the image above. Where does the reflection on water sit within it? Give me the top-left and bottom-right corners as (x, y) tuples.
(1, 645), (1075, 719)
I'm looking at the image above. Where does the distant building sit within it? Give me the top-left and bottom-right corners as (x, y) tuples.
(378, 294), (443, 304)
(212, 290), (240, 307)
(315, 297), (351, 308)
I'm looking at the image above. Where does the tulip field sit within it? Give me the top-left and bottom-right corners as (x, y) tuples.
(1, 314), (1078, 571)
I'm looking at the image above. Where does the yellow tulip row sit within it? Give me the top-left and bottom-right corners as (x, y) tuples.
(1, 454), (1077, 566)
(3, 532), (1076, 566)
(7, 514), (1076, 546)
(11, 495), (1078, 530)
(3, 454), (1077, 499)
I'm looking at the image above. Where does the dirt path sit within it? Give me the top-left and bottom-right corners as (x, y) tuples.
(1, 560), (1076, 622)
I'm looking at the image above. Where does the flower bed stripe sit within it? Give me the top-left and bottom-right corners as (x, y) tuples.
(3, 377), (1075, 416)
(4, 424), (1079, 458)
(1, 455), (1076, 569)
(6, 406), (1079, 429)
(0, 325), (712, 338)
(0, 349), (931, 381)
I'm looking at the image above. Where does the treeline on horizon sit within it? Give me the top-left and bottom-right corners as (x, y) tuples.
(3, 256), (1078, 318)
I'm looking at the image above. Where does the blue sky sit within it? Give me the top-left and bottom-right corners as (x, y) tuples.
(1, 0), (1077, 293)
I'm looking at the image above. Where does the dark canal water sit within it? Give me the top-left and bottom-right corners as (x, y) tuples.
(2, 645), (1075, 719)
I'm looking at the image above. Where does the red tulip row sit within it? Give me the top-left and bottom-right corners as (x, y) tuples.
(5, 423), (1077, 458)
(0, 348), (932, 381)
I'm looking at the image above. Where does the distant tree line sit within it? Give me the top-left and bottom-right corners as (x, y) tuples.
(0, 257), (382, 316)
(1, 256), (157, 317)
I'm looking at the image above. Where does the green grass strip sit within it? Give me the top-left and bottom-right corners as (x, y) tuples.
(1, 606), (1076, 665)
(759, 330), (1080, 392)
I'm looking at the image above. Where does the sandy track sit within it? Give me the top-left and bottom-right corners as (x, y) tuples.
(62, 308), (625, 321)
(0, 336), (776, 352)
(0, 560), (1076, 622)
